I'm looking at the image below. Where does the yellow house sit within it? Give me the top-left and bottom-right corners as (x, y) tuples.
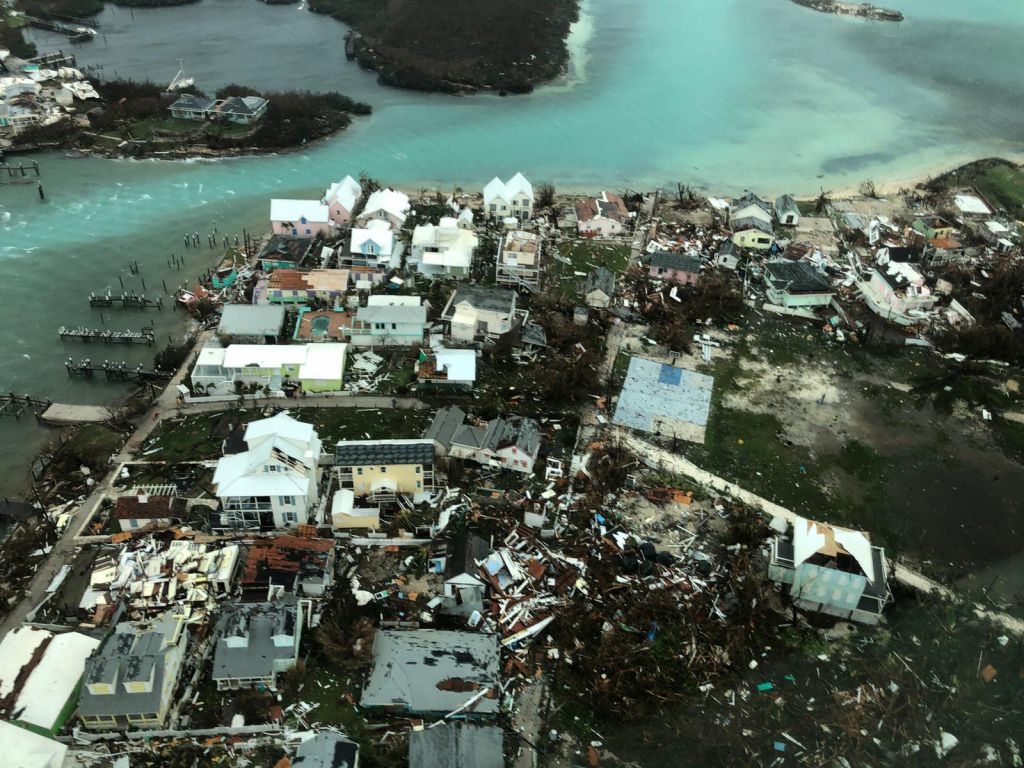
(335, 439), (435, 500)
(731, 216), (775, 251)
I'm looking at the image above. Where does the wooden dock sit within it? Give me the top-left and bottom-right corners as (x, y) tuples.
(0, 394), (52, 421)
(88, 292), (163, 310)
(58, 326), (155, 345)
(65, 358), (172, 383)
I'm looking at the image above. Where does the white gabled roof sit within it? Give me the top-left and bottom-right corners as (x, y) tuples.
(214, 448), (308, 497)
(360, 188), (410, 223)
(484, 173), (533, 205)
(351, 225), (394, 255)
(323, 175), (362, 212)
(270, 199), (330, 225)
(299, 344), (347, 380)
(244, 412), (315, 447)
(435, 348), (476, 382)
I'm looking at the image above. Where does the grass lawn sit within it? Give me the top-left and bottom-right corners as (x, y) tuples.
(125, 117), (201, 140)
(548, 240), (631, 298)
(967, 163), (1024, 217)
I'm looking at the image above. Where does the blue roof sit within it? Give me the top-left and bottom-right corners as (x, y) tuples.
(613, 357), (714, 439)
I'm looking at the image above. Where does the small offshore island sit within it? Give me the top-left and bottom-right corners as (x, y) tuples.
(309, 0), (581, 93)
(790, 0), (904, 22)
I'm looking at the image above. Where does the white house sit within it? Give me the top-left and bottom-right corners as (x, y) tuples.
(857, 253), (938, 325)
(730, 193), (773, 226)
(409, 217), (479, 278)
(441, 284), (518, 342)
(416, 348), (477, 389)
(348, 219), (395, 270)
(212, 413), (322, 530)
(483, 173), (534, 221)
(355, 188), (410, 230)
(763, 261), (834, 308)
(775, 194), (800, 226)
(349, 295), (428, 348)
(575, 191), (629, 236)
(191, 342), (347, 394)
(322, 175), (363, 227)
(495, 230), (541, 291)
(448, 415), (542, 475)
(270, 199), (332, 238)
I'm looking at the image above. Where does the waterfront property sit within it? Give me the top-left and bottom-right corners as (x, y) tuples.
(258, 235), (318, 270)
(240, 535), (336, 596)
(642, 250), (701, 286)
(857, 256), (937, 325)
(912, 214), (955, 240)
(483, 173), (534, 222)
(335, 439), (435, 501)
(731, 216), (775, 250)
(217, 304), (286, 343)
(613, 357), (714, 444)
(495, 230), (542, 291)
(775, 194), (800, 226)
(212, 413), (323, 530)
(270, 199), (332, 238)
(575, 191), (629, 236)
(441, 284), (518, 342)
(768, 516), (891, 625)
(322, 175), (363, 227)
(355, 188), (410, 230)
(168, 93), (217, 121)
(409, 217), (479, 278)
(78, 611), (189, 731)
(361, 630), (500, 716)
(763, 260), (834, 308)
(168, 94), (268, 124)
(191, 342), (347, 394)
(267, 269), (351, 305)
(212, 599), (302, 691)
(349, 295), (428, 348)
(730, 193), (773, 226)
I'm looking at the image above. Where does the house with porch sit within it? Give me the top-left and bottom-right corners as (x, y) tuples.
(409, 218), (479, 278)
(764, 261), (834, 308)
(642, 250), (701, 286)
(349, 295), (428, 348)
(495, 230), (542, 291)
(483, 173), (534, 221)
(211, 95), (268, 124)
(347, 219), (395, 270)
(768, 515), (891, 625)
(322, 175), (362, 227)
(335, 439), (436, 501)
(191, 342), (347, 394)
(212, 413), (322, 530)
(441, 284), (518, 342)
(212, 599), (302, 691)
(78, 611), (189, 731)
(168, 93), (217, 121)
(270, 199), (332, 238)
(355, 188), (410, 230)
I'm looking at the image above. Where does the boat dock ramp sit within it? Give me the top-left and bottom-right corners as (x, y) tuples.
(65, 358), (172, 383)
(88, 292), (164, 310)
(58, 326), (155, 345)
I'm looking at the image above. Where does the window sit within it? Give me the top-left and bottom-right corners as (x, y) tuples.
(130, 519), (139, 529)
(282, 511), (298, 524)
(416, 481), (422, 489)
(266, 465), (282, 473)
(356, 467), (363, 475)
(380, 466), (387, 473)
(489, 204), (496, 212)
(415, 466), (421, 474)
(391, 323), (397, 330)
(279, 495), (296, 506)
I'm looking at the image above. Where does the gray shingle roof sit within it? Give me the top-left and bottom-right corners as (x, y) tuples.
(645, 250), (701, 273)
(212, 601), (298, 682)
(294, 732), (359, 768)
(449, 284), (517, 314)
(335, 440), (435, 467)
(764, 261), (832, 294)
(409, 724), (504, 768)
(584, 267), (615, 297)
(361, 630), (500, 715)
(170, 94), (216, 112)
(731, 216), (773, 235)
(423, 406), (467, 449)
(775, 194), (799, 217)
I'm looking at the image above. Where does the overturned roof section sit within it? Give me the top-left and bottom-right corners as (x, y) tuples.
(792, 517), (876, 583)
(361, 630), (500, 715)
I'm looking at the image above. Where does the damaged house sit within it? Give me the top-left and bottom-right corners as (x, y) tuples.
(763, 260), (834, 308)
(768, 516), (891, 625)
(437, 412), (542, 475)
(360, 630), (500, 716)
(441, 284), (518, 343)
(335, 439), (436, 501)
(78, 611), (189, 731)
(212, 599), (302, 691)
(437, 531), (490, 619)
(114, 493), (185, 532)
(858, 252), (937, 326)
(240, 535), (336, 597)
(212, 413), (322, 531)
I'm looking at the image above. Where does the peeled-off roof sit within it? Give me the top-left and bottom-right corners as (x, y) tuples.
(792, 516), (876, 583)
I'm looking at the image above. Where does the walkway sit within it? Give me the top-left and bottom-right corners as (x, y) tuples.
(611, 426), (1024, 636)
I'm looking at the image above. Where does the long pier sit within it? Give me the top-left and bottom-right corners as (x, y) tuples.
(88, 292), (164, 310)
(65, 359), (172, 383)
(23, 16), (96, 42)
(0, 394), (52, 421)
(1, 162), (41, 177)
(58, 326), (155, 345)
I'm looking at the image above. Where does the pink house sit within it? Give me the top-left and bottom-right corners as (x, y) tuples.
(644, 250), (701, 286)
(270, 199), (332, 238)
(322, 175), (363, 227)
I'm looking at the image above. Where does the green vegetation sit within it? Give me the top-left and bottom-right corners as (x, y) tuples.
(59, 423), (126, 473)
(308, 0), (579, 93)
(0, 15), (36, 59)
(925, 157), (1024, 217)
(548, 240), (631, 297)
